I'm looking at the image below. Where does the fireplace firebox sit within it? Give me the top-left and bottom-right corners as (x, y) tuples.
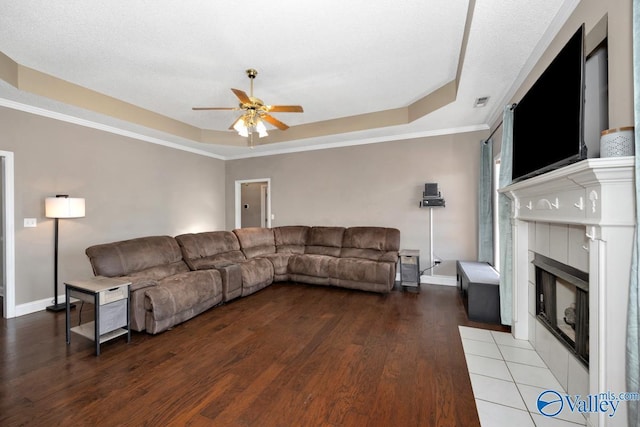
(533, 253), (589, 366)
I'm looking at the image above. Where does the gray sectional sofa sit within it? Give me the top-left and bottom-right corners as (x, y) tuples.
(85, 226), (400, 334)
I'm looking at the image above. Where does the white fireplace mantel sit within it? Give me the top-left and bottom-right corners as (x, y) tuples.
(500, 156), (635, 427)
(503, 157), (635, 226)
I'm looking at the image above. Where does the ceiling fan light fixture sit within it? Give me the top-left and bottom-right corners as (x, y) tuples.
(234, 117), (249, 137)
(256, 120), (268, 138)
(233, 115), (268, 139)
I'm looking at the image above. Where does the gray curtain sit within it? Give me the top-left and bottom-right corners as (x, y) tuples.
(478, 139), (494, 264)
(499, 105), (514, 325)
(626, 0), (640, 424)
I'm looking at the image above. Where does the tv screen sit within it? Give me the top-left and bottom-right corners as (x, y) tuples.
(512, 25), (586, 183)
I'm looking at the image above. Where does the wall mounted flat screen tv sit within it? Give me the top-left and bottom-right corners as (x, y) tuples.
(512, 24), (586, 183)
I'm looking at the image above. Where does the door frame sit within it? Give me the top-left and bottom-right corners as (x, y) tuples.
(0, 151), (15, 318)
(234, 178), (271, 229)
(260, 184), (268, 228)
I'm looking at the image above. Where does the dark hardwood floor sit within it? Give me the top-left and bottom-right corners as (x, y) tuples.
(0, 283), (508, 426)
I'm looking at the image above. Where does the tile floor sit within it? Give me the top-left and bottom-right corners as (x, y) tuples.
(459, 326), (588, 427)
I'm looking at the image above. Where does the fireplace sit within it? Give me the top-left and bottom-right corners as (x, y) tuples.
(500, 157), (635, 427)
(534, 253), (589, 366)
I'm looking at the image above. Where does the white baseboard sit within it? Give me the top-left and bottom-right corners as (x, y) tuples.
(14, 294), (73, 317)
(15, 298), (51, 317)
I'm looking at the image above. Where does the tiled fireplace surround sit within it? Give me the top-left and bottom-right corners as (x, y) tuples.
(501, 157), (635, 427)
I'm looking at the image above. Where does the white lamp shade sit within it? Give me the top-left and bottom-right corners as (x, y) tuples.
(256, 120), (268, 138)
(45, 197), (85, 218)
(233, 118), (249, 137)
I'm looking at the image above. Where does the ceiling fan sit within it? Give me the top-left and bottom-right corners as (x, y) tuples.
(192, 68), (303, 146)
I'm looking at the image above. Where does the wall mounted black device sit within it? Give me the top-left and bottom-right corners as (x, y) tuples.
(420, 183), (445, 207)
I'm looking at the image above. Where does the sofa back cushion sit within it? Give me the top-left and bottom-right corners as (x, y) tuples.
(305, 226), (345, 257)
(274, 226), (309, 254)
(340, 227), (401, 262)
(175, 231), (246, 270)
(233, 227), (276, 258)
(85, 235), (189, 279)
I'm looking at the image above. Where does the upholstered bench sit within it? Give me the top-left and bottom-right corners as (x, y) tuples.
(456, 260), (501, 324)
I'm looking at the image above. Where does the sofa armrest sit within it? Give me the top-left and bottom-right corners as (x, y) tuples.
(117, 276), (158, 332)
(120, 276), (159, 292)
(379, 252), (399, 263)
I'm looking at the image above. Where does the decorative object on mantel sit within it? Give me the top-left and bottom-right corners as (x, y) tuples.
(44, 195), (85, 312)
(600, 126), (635, 157)
(564, 302), (576, 330)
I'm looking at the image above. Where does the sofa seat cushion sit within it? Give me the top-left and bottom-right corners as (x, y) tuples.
(288, 254), (339, 278)
(332, 258), (396, 289)
(305, 226), (345, 257)
(240, 258), (274, 296)
(144, 270), (222, 322)
(143, 270), (223, 334)
(234, 227), (276, 258)
(175, 231), (246, 270)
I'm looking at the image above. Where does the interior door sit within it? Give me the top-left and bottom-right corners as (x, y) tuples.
(235, 178), (271, 229)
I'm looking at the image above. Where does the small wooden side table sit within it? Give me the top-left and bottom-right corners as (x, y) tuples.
(65, 276), (131, 355)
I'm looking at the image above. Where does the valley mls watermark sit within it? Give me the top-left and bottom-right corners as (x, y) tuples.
(537, 390), (640, 418)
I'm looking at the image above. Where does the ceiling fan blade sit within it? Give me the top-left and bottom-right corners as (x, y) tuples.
(192, 107), (236, 110)
(267, 105), (304, 113)
(262, 114), (289, 130)
(231, 88), (252, 104)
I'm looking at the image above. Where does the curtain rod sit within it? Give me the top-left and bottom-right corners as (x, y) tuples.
(482, 121), (502, 145)
(482, 103), (517, 145)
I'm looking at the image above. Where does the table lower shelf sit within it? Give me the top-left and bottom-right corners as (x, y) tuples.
(71, 322), (128, 344)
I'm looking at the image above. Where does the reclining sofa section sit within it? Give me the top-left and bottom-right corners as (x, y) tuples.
(85, 226), (400, 334)
(85, 235), (223, 334)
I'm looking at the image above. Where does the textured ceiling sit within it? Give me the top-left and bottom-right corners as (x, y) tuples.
(0, 0), (577, 159)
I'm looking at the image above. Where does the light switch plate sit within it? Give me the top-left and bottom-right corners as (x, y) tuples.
(24, 218), (37, 227)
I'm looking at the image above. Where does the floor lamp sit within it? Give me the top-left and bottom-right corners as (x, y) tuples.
(45, 195), (85, 312)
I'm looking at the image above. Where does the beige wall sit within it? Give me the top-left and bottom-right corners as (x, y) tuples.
(226, 131), (487, 276)
(0, 107), (226, 305)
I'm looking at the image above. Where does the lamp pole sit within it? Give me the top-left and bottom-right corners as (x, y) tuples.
(45, 194), (84, 312)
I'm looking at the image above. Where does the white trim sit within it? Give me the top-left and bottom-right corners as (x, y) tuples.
(225, 125), (488, 160)
(0, 98), (225, 160)
(0, 97), (490, 162)
(493, 154), (501, 270)
(14, 295), (68, 317)
(234, 178), (272, 229)
(0, 151), (16, 318)
(260, 184), (268, 228)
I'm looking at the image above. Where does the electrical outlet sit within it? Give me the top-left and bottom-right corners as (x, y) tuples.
(434, 258), (442, 265)
(24, 218), (37, 228)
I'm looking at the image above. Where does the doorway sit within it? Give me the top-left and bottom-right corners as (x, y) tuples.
(0, 151), (15, 318)
(235, 178), (271, 229)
